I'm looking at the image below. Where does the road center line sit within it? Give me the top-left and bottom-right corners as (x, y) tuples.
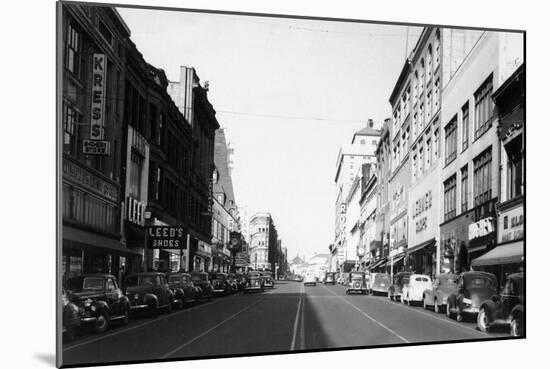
(161, 297), (265, 359)
(322, 285), (410, 343)
(290, 283), (304, 351)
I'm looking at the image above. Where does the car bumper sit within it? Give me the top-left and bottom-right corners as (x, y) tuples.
(347, 288), (367, 292)
(129, 304), (150, 311)
(244, 286), (262, 291)
(460, 306), (480, 314)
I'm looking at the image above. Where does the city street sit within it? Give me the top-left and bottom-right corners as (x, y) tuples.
(62, 281), (510, 366)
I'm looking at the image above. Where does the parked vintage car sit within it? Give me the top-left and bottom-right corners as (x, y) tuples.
(227, 273), (239, 293)
(261, 271), (275, 288)
(235, 273), (247, 291)
(190, 272), (214, 301)
(387, 272), (412, 301)
(446, 271), (498, 322)
(401, 274), (432, 305)
(211, 272), (233, 295)
(244, 271), (265, 292)
(422, 273), (459, 312)
(66, 274), (130, 333)
(323, 272), (336, 285)
(477, 272), (524, 336)
(62, 290), (80, 341)
(166, 272), (202, 308)
(123, 272), (175, 316)
(369, 273), (391, 295)
(346, 271), (369, 294)
(303, 271), (317, 286)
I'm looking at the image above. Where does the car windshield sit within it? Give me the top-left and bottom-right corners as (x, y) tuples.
(215, 274), (226, 280)
(125, 275), (155, 286)
(248, 272), (260, 278)
(414, 277), (430, 283)
(192, 274), (207, 282)
(168, 275), (181, 283)
(466, 276), (495, 288)
(82, 277), (105, 291)
(350, 273), (364, 280)
(375, 274), (390, 284)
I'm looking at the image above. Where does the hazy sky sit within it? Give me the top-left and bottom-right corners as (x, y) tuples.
(117, 6), (422, 260)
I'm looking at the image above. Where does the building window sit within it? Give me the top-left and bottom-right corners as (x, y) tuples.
(128, 150), (144, 200)
(413, 70), (419, 103)
(434, 78), (440, 113)
(445, 116), (458, 165)
(419, 59), (425, 94)
(473, 148), (492, 206)
(506, 136), (523, 199)
(427, 44), (433, 82)
(444, 175), (457, 221)
(149, 104), (158, 144)
(461, 165), (468, 213)
(418, 143), (424, 176)
(434, 30), (441, 68)
(426, 137), (432, 169)
(65, 22), (81, 78)
(98, 20), (113, 46)
(434, 128), (440, 158)
(462, 102), (469, 151)
(63, 102), (82, 158)
(474, 75), (494, 139)
(419, 103), (424, 131)
(412, 152), (417, 182)
(426, 89), (432, 123)
(360, 139), (366, 145)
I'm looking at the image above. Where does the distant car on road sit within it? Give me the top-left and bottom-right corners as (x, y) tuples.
(227, 273), (239, 293)
(446, 271), (498, 322)
(323, 272), (336, 285)
(244, 271), (265, 292)
(401, 274), (432, 305)
(369, 273), (391, 295)
(346, 271), (368, 295)
(422, 273), (458, 312)
(211, 272), (233, 296)
(124, 272), (175, 316)
(166, 272), (202, 308)
(261, 271), (275, 288)
(387, 272), (412, 301)
(190, 272), (214, 301)
(477, 272), (524, 336)
(304, 272), (317, 286)
(66, 274), (130, 333)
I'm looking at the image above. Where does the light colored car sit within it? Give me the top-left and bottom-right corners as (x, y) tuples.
(304, 272), (317, 286)
(401, 274), (432, 305)
(422, 273), (458, 312)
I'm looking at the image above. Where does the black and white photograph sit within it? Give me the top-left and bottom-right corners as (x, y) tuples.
(3, 0), (539, 368)
(54, 1), (527, 367)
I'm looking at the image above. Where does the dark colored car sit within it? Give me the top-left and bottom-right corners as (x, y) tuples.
(346, 271), (369, 295)
(123, 272), (175, 316)
(387, 272), (412, 301)
(244, 271), (265, 293)
(212, 272), (233, 295)
(370, 273), (391, 296)
(227, 273), (240, 293)
(166, 272), (202, 308)
(190, 272), (214, 301)
(235, 273), (247, 291)
(324, 272), (336, 285)
(477, 272), (524, 336)
(422, 273), (459, 312)
(62, 290), (80, 341)
(65, 274), (130, 333)
(261, 271), (275, 288)
(446, 271), (498, 322)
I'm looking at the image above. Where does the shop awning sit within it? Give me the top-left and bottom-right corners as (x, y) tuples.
(470, 241), (524, 267)
(63, 225), (141, 255)
(367, 257), (387, 270)
(407, 238), (436, 256)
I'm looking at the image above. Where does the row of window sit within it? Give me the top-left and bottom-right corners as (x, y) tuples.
(443, 148), (492, 222)
(212, 218), (230, 244)
(412, 127), (440, 182)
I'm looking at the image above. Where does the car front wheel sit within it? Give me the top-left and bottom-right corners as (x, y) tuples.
(477, 307), (490, 332)
(423, 297), (428, 310)
(511, 315), (523, 337)
(94, 310), (110, 333)
(434, 299), (440, 314)
(446, 302), (454, 319)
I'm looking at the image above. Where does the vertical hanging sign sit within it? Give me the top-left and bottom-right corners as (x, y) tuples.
(90, 53), (107, 140)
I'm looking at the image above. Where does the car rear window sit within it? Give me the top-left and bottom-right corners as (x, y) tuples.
(82, 277), (105, 290)
(467, 277), (495, 288)
(375, 275), (391, 284)
(168, 275), (180, 283)
(415, 277), (430, 282)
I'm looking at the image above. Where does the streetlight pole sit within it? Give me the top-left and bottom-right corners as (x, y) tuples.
(143, 209), (152, 273)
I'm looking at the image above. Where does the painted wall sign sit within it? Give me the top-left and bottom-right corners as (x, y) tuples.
(498, 205), (524, 243)
(90, 54), (107, 140)
(63, 159), (118, 202)
(468, 217), (495, 240)
(83, 139), (110, 155)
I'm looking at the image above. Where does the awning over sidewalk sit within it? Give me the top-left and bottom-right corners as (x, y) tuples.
(63, 225), (141, 255)
(470, 241), (524, 267)
(367, 257), (387, 270)
(406, 238), (436, 256)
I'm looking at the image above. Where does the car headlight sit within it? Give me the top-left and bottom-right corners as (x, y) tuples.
(91, 305), (97, 312)
(462, 298), (472, 305)
(134, 294), (139, 300)
(84, 299), (93, 308)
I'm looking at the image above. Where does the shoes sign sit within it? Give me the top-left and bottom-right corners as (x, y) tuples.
(148, 226), (186, 249)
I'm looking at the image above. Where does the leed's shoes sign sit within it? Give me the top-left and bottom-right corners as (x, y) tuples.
(148, 226), (186, 249)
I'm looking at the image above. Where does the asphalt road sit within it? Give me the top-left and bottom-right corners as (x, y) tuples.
(62, 281), (511, 367)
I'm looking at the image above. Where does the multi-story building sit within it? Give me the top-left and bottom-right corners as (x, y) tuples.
(211, 128), (240, 273)
(470, 63), (524, 282)
(249, 212), (279, 271)
(439, 30), (523, 274)
(345, 174), (362, 272)
(61, 4), (137, 283)
(333, 119), (381, 272)
(358, 163), (377, 269)
(168, 66), (220, 272)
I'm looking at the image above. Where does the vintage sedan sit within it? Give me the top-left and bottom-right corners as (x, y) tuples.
(387, 272), (412, 301)
(66, 274), (130, 333)
(446, 271), (498, 322)
(62, 290), (80, 341)
(401, 274), (432, 305)
(235, 273), (247, 291)
(422, 273), (458, 312)
(346, 271), (369, 295)
(211, 272), (233, 295)
(244, 271), (265, 292)
(227, 273), (240, 293)
(303, 272), (317, 286)
(190, 272), (214, 301)
(261, 271), (275, 288)
(477, 272), (524, 336)
(123, 272), (175, 316)
(167, 272), (202, 308)
(323, 272), (336, 285)
(369, 273), (391, 295)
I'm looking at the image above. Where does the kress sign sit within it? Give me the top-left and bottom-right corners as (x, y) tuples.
(147, 226), (186, 249)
